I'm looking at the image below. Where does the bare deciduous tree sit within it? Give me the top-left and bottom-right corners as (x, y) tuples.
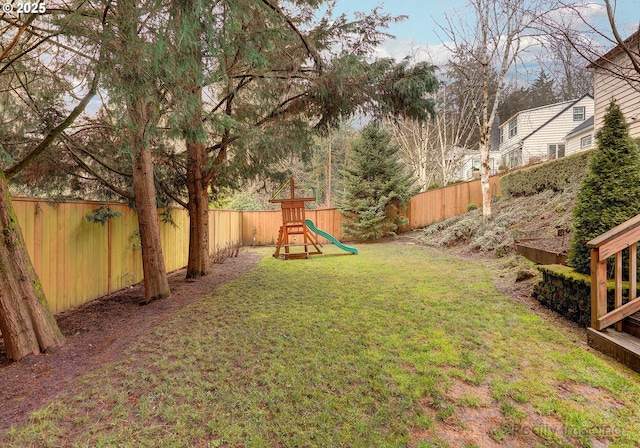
(539, 0), (639, 89)
(536, 30), (594, 100)
(440, 0), (546, 217)
(387, 59), (485, 190)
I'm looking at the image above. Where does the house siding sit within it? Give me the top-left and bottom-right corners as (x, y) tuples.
(594, 62), (640, 138)
(521, 96), (594, 163)
(500, 102), (570, 152)
(566, 128), (594, 156)
(499, 96), (594, 168)
(457, 153), (501, 181)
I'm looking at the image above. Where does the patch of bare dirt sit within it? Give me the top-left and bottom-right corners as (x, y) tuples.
(0, 250), (261, 432)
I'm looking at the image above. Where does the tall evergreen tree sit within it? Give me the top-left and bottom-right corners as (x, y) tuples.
(106, 0), (171, 303)
(568, 100), (640, 275)
(339, 124), (418, 240)
(528, 70), (558, 108)
(0, 4), (104, 360)
(158, 1), (438, 277)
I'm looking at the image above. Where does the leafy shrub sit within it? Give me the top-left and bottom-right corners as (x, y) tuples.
(500, 150), (593, 197)
(467, 203), (478, 211)
(228, 191), (263, 211)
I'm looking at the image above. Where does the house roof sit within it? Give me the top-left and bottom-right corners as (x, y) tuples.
(521, 93), (594, 142)
(565, 116), (594, 138)
(587, 30), (640, 69)
(500, 98), (576, 127)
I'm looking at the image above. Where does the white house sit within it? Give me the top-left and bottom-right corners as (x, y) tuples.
(564, 116), (595, 156)
(499, 94), (594, 168)
(589, 30), (640, 138)
(456, 118), (502, 181)
(456, 151), (501, 181)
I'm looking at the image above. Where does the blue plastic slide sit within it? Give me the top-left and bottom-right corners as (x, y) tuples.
(304, 219), (358, 255)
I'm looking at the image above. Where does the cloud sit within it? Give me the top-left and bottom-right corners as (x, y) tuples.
(373, 37), (453, 67)
(545, 1), (607, 27)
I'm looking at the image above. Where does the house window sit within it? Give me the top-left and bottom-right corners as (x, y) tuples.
(506, 149), (522, 168)
(548, 143), (565, 159)
(509, 119), (517, 138)
(472, 158), (481, 170)
(573, 106), (585, 121)
(580, 135), (592, 149)
(500, 128), (504, 144)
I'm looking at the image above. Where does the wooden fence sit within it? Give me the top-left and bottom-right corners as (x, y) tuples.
(12, 198), (242, 314)
(241, 176), (502, 245)
(12, 175), (500, 314)
(405, 175), (502, 228)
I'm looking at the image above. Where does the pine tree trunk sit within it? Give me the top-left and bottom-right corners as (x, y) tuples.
(115, 0), (170, 304)
(0, 172), (63, 361)
(186, 135), (210, 279)
(172, 0), (210, 279)
(132, 141), (171, 304)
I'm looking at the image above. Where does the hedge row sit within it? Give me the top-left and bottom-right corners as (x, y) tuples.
(500, 150), (594, 197)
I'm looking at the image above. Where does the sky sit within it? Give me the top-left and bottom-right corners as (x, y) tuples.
(331, 0), (640, 68)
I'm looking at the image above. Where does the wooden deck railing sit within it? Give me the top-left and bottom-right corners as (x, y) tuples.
(587, 214), (640, 331)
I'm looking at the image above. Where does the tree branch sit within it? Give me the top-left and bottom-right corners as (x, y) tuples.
(64, 137), (133, 178)
(258, 0), (322, 71)
(604, 0), (640, 77)
(4, 68), (100, 179)
(65, 144), (135, 201)
(159, 182), (188, 208)
(0, 14), (37, 62)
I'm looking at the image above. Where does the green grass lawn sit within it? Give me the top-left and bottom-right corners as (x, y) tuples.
(5, 243), (640, 447)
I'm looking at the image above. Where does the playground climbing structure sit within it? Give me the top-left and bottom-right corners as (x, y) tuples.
(269, 179), (357, 259)
(269, 179), (322, 259)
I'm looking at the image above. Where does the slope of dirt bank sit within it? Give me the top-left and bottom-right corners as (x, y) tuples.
(417, 186), (577, 258)
(412, 185), (588, 343)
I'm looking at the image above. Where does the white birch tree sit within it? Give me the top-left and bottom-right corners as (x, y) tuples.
(441, 0), (546, 217)
(386, 61), (483, 191)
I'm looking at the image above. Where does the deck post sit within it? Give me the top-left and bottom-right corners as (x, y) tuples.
(615, 251), (623, 331)
(631, 243), (637, 302)
(590, 249), (608, 330)
(591, 249), (599, 329)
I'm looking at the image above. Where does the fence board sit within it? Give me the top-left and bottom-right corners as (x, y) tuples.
(41, 202), (57, 312)
(11, 198), (241, 314)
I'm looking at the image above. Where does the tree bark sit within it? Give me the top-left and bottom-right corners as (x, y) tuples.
(326, 135), (332, 207)
(132, 139), (171, 304)
(172, 0), (210, 279)
(115, 0), (170, 304)
(0, 172), (63, 361)
(186, 131), (210, 279)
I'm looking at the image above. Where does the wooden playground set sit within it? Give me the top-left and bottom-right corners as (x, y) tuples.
(269, 179), (357, 260)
